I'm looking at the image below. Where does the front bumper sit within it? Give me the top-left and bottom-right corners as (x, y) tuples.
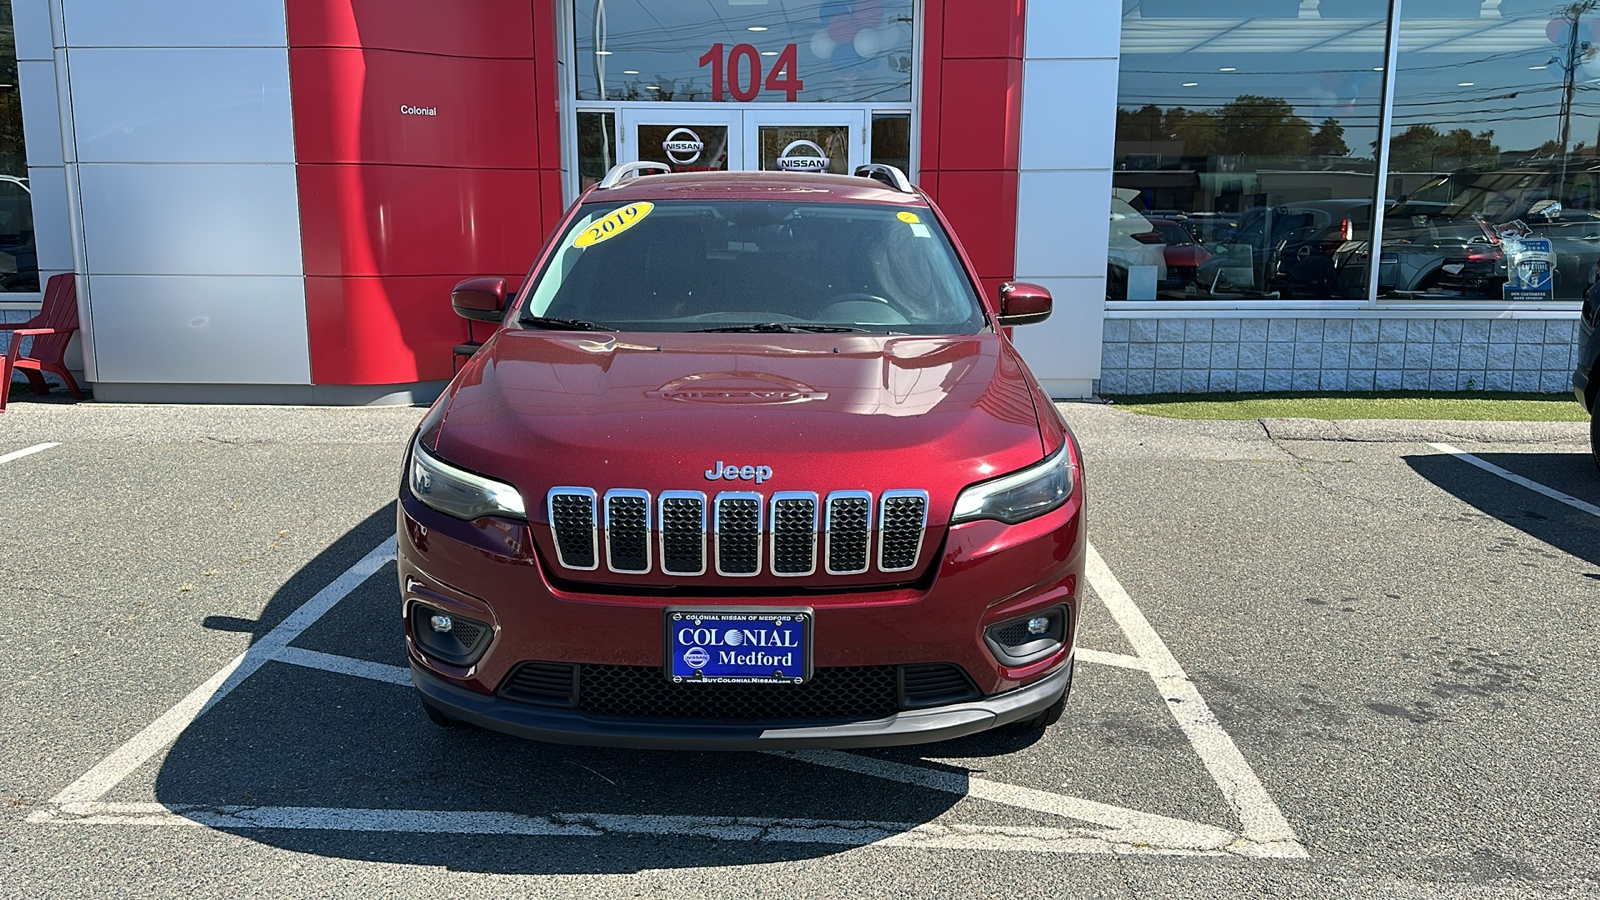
(413, 656), (1073, 750)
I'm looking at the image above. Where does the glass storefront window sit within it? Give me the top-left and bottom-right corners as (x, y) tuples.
(577, 112), (616, 191)
(871, 112), (910, 172)
(573, 0), (915, 104)
(1111, 2), (1387, 301)
(0, 0), (37, 292)
(1361, 1), (1600, 303)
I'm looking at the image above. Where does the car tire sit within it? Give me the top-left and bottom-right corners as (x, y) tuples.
(1012, 661), (1073, 731)
(420, 696), (466, 729)
(1591, 403), (1599, 472)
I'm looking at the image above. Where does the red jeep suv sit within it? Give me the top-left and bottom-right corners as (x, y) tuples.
(399, 163), (1086, 749)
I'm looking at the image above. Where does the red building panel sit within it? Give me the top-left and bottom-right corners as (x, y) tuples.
(286, 0), (534, 58)
(936, 58), (1023, 172)
(290, 48), (540, 169)
(918, 0), (944, 175)
(307, 274), (524, 384)
(929, 170), (1019, 281)
(297, 165), (543, 278)
(941, 0), (1026, 59)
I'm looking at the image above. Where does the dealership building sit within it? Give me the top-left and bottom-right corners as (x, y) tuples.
(0, 0), (1589, 403)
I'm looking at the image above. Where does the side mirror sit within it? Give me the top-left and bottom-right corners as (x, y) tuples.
(1530, 199), (1563, 221)
(452, 277), (508, 322)
(997, 282), (1052, 327)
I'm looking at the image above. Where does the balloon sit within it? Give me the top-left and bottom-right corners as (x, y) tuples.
(827, 14), (859, 43)
(809, 29), (838, 60)
(830, 41), (862, 71)
(853, 0), (884, 27)
(1584, 47), (1600, 79)
(1548, 17), (1574, 45)
(853, 26), (882, 57)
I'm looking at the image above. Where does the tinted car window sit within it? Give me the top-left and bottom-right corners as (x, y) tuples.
(521, 200), (987, 334)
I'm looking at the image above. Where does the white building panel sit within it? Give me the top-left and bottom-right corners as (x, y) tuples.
(11, 0), (55, 61)
(1018, 59), (1120, 173)
(1009, 277), (1105, 399)
(78, 163), (303, 276)
(1015, 169), (1115, 281)
(27, 165), (73, 272)
(68, 48), (295, 164)
(88, 275), (310, 384)
(18, 59), (63, 168)
(60, 0), (288, 49)
(1023, 0), (1121, 60)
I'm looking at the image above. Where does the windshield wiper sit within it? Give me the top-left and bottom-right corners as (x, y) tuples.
(520, 314), (612, 331)
(692, 323), (869, 333)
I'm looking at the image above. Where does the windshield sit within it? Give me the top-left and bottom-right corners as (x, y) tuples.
(517, 199), (987, 334)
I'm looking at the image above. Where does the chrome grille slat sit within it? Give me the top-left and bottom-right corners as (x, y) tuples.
(824, 490), (872, 575)
(714, 492), (763, 576)
(877, 490), (928, 572)
(770, 492), (818, 576)
(658, 491), (707, 575)
(547, 488), (598, 571)
(603, 489), (651, 574)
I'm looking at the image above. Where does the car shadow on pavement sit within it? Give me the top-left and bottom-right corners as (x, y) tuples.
(1405, 451), (1600, 570)
(157, 506), (982, 874)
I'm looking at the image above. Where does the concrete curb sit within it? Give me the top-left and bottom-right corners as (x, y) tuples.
(1259, 417), (1589, 445)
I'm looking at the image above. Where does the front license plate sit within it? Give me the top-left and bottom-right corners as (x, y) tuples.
(665, 607), (813, 684)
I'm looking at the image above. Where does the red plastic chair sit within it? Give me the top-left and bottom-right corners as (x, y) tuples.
(1, 273), (85, 412)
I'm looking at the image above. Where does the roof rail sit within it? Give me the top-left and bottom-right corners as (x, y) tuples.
(852, 164), (914, 193)
(597, 160), (671, 190)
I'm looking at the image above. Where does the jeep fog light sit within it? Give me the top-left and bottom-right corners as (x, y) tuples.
(984, 606), (1068, 667)
(951, 443), (1074, 525)
(409, 438), (527, 521)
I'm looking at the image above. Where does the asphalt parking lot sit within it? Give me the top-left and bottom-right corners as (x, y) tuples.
(1, 401), (1597, 897)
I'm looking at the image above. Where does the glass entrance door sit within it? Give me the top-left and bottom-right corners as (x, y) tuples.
(619, 108), (866, 175)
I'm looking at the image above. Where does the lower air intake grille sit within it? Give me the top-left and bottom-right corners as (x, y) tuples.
(900, 663), (979, 709)
(499, 662), (578, 707)
(578, 665), (900, 721)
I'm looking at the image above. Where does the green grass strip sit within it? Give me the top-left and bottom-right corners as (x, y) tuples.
(1100, 391), (1588, 422)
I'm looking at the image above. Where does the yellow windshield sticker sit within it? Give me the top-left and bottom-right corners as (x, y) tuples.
(573, 202), (655, 248)
(896, 211), (920, 224)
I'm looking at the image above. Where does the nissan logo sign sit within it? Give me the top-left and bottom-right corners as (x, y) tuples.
(662, 128), (704, 165)
(775, 139), (830, 173)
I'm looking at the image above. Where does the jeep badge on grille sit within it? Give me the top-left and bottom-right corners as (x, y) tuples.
(704, 460), (773, 484)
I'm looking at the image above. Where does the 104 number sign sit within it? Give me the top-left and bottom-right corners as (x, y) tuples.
(698, 43), (804, 102)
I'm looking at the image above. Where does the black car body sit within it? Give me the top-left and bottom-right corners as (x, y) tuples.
(1577, 283), (1599, 469)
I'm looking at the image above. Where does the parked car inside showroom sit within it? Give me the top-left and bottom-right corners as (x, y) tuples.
(1336, 161), (1600, 300)
(399, 162), (1085, 749)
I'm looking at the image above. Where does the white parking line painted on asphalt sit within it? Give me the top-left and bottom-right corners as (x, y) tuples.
(47, 537), (399, 807)
(1076, 648), (1148, 671)
(1085, 544), (1308, 859)
(1427, 442), (1600, 519)
(275, 646), (411, 686)
(0, 441), (60, 466)
(777, 750), (1236, 851)
(32, 536), (1306, 859)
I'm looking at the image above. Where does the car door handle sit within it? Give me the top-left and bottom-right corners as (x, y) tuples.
(1583, 234), (1600, 242)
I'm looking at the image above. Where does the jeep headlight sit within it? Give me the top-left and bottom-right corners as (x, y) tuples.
(951, 443), (1074, 525)
(408, 438), (526, 520)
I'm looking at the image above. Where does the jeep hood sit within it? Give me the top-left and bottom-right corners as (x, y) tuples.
(431, 331), (1049, 522)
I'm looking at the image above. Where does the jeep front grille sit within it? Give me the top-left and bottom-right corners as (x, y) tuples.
(546, 487), (929, 578)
